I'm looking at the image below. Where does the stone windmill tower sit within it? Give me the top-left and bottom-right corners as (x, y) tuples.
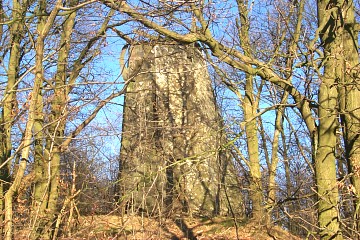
(118, 43), (240, 217)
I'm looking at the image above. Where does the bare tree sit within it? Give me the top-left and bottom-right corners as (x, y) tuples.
(0, 0), (126, 238)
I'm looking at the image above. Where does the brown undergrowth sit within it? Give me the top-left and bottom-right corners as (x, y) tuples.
(46, 215), (303, 240)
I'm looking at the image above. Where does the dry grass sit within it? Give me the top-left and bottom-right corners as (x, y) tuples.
(57, 215), (303, 240)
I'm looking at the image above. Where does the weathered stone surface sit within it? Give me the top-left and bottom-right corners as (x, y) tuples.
(118, 43), (241, 217)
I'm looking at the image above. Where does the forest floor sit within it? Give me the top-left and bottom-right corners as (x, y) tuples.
(60, 215), (303, 240)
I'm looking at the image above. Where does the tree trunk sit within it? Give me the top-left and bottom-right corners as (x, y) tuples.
(31, 2), (76, 238)
(0, 0), (26, 231)
(236, 0), (264, 222)
(243, 91), (263, 221)
(338, 0), (360, 231)
(315, 1), (343, 238)
(3, 1), (62, 239)
(267, 92), (287, 211)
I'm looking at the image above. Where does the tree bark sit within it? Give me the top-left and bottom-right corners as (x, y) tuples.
(0, 0), (27, 231)
(315, 1), (343, 238)
(3, 1), (62, 239)
(338, 0), (360, 230)
(31, 1), (77, 238)
(236, 0), (264, 222)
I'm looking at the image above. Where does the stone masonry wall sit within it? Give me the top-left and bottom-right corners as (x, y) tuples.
(118, 43), (241, 217)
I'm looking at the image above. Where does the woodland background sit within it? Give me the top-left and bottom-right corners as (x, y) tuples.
(0, 0), (360, 239)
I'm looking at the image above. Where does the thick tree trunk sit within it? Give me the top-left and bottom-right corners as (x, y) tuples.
(315, 1), (344, 238)
(338, 0), (360, 230)
(316, 80), (341, 239)
(243, 87), (263, 221)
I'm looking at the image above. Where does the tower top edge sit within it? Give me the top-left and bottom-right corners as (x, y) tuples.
(124, 41), (201, 49)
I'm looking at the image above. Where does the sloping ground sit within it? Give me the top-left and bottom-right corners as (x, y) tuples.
(65, 215), (302, 240)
